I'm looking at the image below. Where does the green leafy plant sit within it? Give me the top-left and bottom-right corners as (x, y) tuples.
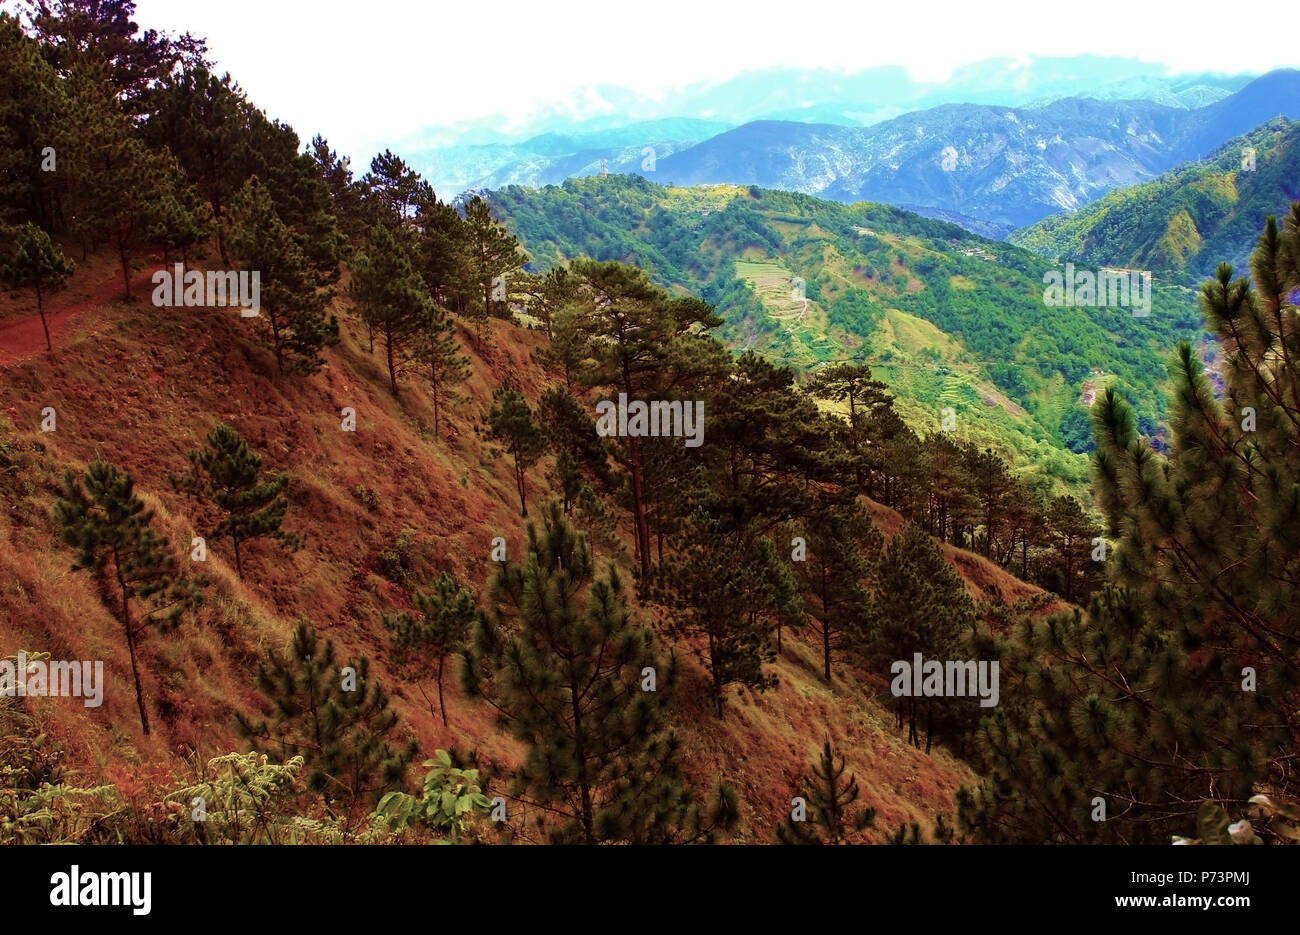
(372, 750), (491, 843)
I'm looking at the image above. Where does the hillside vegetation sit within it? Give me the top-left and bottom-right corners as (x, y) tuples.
(491, 175), (1204, 493)
(2, 2), (1297, 848)
(1011, 119), (1300, 282)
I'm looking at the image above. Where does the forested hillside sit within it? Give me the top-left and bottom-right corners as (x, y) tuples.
(1011, 119), (1300, 282)
(491, 175), (1203, 490)
(1, 2), (1297, 849)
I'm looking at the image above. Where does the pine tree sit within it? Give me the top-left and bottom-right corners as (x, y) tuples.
(793, 492), (879, 681)
(0, 14), (65, 229)
(868, 523), (976, 752)
(142, 65), (253, 264)
(182, 422), (300, 578)
(146, 176), (211, 268)
(777, 741), (876, 844)
(463, 503), (727, 843)
(226, 176), (338, 375)
(807, 361), (893, 494)
(572, 259), (724, 575)
(920, 432), (976, 546)
(536, 301), (592, 392)
(308, 135), (366, 240)
(538, 386), (614, 499)
(1043, 494), (1102, 603)
(414, 190), (474, 314)
(959, 205), (1300, 844)
(461, 195), (526, 343)
(60, 65), (174, 296)
(26, 0), (206, 115)
(414, 303), (470, 437)
(653, 517), (786, 717)
(236, 620), (416, 829)
(349, 221), (430, 394)
(485, 380), (547, 517)
(966, 445), (1012, 559)
(52, 458), (202, 734)
(0, 222), (74, 352)
(531, 264), (581, 339)
(362, 149), (425, 226)
(382, 573), (477, 727)
(1003, 482), (1049, 578)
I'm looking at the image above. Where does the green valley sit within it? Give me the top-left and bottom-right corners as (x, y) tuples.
(492, 175), (1205, 498)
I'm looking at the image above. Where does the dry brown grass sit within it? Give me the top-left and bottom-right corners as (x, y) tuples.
(0, 251), (1059, 840)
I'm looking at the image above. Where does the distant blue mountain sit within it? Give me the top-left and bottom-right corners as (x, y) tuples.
(651, 71), (1300, 230)
(399, 56), (1255, 197)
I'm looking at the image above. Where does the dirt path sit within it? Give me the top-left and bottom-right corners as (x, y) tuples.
(0, 264), (163, 370)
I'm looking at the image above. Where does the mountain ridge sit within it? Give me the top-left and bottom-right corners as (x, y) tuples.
(650, 71), (1300, 229)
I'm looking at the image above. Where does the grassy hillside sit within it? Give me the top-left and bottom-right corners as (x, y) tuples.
(0, 249), (1076, 841)
(491, 175), (1205, 497)
(1010, 119), (1300, 282)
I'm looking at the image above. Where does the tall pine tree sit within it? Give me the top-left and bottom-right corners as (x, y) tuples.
(236, 620), (416, 829)
(959, 205), (1300, 844)
(226, 176), (338, 375)
(382, 573), (477, 728)
(485, 380), (547, 517)
(349, 221), (430, 394)
(463, 503), (727, 843)
(0, 222), (75, 352)
(181, 422), (300, 578)
(53, 459), (202, 734)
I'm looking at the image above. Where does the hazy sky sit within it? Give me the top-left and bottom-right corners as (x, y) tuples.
(129, 0), (1292, 158)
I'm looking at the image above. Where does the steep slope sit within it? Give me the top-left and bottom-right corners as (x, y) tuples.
(1009, 119), (1300, 282)
(0, 248), (1065, 841)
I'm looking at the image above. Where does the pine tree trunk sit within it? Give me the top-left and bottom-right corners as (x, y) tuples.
(436, 655), (447, 728)
(385, 322), (397, 395)
(709, 631), (724, 718)
(567, 672), (595, 844)
(514, 453), (527, 517)
(232, 532), (244, 578)
(215, 203), (230, 266)
(430, 363), (441, 437)
(114, 555), (150, 735)
(118, 237), (132, 299)
(35, 282), (50, 352)
(628, 436), (651, 576)
(820, 564), (832, 681)
(126, 619), (150, 736)
(269, 311), (284, 375)
(925, 700), (934, 754)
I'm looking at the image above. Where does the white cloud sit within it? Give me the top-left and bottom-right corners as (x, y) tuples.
(133, 0), (1294, 159)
